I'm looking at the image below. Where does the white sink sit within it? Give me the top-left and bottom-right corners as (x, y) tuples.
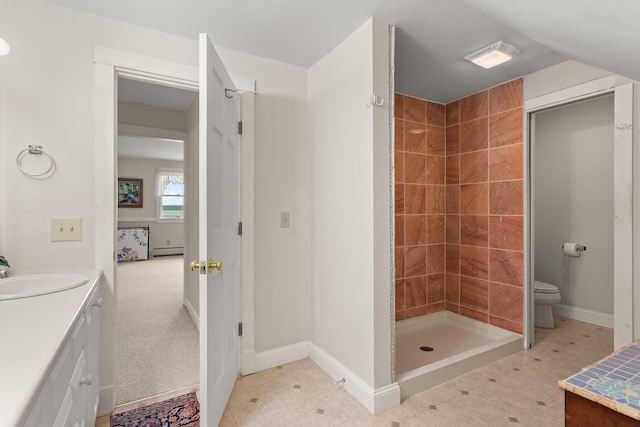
(0, 274), (89, 300)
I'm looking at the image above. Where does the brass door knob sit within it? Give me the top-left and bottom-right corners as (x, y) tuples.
(191, 260), (222, 273)
(208, 259), (223, 272)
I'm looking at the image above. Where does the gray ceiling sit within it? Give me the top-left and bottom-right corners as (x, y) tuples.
(117, 78), (192, 161)
(118, 134), (184, 162)
(45, 0), (640, 104)
(118, 78), (196, 112)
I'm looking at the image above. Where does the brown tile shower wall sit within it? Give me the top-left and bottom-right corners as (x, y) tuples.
(395, 79), (524, 334)
(394, 94), (447, 321)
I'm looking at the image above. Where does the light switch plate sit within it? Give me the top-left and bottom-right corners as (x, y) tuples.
(51, 217), (82, 242)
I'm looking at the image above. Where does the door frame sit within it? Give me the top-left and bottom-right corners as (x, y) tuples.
(93, 46), (256, 415)
(524, 75), (633, 350)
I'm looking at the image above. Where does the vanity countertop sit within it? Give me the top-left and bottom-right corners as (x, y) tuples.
(0, 269), (101, 427)
(559, 339), (640, 420)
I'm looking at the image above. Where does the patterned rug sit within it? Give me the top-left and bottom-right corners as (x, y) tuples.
(111, 392), (200, 427)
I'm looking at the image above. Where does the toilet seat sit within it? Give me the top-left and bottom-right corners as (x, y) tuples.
(534, 280), (559, 294)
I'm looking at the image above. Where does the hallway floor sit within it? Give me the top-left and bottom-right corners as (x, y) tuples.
(116, 255), (198, 404)
(97, 316), (614, 426)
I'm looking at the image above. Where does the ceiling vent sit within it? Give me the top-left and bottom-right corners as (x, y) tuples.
(464, 41), (519, 69)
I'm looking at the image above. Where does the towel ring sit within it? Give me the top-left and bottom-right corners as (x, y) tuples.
(16, 145), (56, 179)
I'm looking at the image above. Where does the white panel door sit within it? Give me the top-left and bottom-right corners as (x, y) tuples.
(198, 33), (241, 427)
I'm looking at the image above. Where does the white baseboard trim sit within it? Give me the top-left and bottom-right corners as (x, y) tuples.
(552, 303), (613, 328)
(373, 382), (402, 414)
(255, 341), (310, 372)
(98, 385), (114, 417)
(183, 297), (199, 331)
(242, 349), (257, 376)
(151, 247), (184, 257)
(309, 343), (400, 414)
(118, 217), (157, 223)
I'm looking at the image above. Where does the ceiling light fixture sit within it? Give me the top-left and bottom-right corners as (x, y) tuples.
(464, 41), (519, 69)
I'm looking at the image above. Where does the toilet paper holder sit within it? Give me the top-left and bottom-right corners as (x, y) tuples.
(561, 243), (587, 252)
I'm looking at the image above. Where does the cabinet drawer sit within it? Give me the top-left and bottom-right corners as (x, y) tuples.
(71, 314), (86, 361)
(53, 349), (86, 427)
(70, 349), (86, 390)
(50, 341), (73, 412)
(84, 287), (98, 324)
(53, 387), (73, 427)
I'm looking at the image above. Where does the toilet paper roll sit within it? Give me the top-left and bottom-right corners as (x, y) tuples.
(563, 243), (582, 257)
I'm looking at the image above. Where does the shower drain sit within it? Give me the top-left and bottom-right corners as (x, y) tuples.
(419, 346), (434, 352)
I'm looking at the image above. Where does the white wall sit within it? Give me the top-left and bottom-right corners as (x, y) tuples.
(215, 47), (312, 352)
(0, 0), (311, 413)
(533, 94), (614, 315)
(309, 18), (396, 410)
(524, 60), (613, 100)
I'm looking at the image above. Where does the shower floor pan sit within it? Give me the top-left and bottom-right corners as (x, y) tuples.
(396, 310), (523, 399)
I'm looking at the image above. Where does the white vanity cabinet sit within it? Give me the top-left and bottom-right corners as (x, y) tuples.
(23, 280), (101, 427)
(86, 285), (101, 423)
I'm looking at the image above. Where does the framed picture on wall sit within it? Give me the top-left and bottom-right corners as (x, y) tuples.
(118, 178), (143, 208)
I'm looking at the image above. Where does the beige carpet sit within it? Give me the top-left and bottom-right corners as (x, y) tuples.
(116, 255), (199, 405)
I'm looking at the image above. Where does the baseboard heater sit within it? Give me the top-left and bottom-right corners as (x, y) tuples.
(151, 247), (184, 257)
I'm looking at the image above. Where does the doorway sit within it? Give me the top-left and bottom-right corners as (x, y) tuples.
(115, 77), (199, 404)
(94, 46), (256, 416)
(531, 94), (614, 326)
(525, 78), (633, 350)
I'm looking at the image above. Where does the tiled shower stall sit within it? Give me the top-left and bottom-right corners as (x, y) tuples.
(395, 79), (524, 334)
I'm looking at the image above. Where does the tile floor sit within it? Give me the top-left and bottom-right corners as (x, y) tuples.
(98, 316), (614, 426)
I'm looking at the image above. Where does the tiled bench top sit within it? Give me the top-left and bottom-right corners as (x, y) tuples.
(559, 340), (640, 420)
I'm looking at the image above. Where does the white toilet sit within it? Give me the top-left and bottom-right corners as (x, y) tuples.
(534, 280), (561, 328)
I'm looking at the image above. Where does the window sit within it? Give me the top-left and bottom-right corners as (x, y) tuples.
(155, 169), (184, 220)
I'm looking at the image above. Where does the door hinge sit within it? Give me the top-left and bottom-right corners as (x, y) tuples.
(238, 221), (243, 236)
(238, 322), (243, 337)
(238, 121), (243, 135)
